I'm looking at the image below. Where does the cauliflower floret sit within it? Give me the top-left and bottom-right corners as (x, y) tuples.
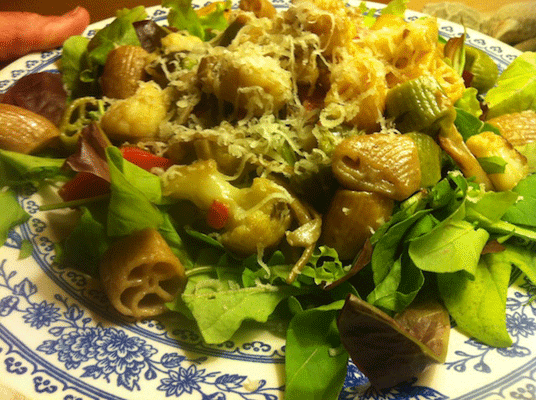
(161, 159), (293, 254)
(161, 31), (206, 54)
(466, 130), (529, 191)
(197, 47), (293, 116)
(100, 82), (173, 142)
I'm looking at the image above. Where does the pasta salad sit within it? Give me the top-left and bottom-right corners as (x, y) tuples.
(1, 0), (536, 397)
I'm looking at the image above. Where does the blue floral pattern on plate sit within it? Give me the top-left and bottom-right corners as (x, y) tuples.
(0, 3), (533, 400)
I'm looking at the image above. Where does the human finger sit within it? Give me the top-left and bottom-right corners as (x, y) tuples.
(0, 7), (90, 62)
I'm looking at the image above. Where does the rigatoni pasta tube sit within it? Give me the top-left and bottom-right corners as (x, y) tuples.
(99, 228), (187, 319)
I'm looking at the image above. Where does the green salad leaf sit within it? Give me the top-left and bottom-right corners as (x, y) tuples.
(485, 51), (536, 118)
(59, 206), (110, 278)
(0, 149), (70, 187)
(437, 252), (512, 348)
(106, 146), (164, 237)
(477, 156), (507, 174)
(180, 278), (302, 344)
(285, 300), (348, 400)
(454, 108), (500, 141)
(502, 173), (536, 227)
(61, 6), (148, 99)
(163, 0), (230, 41)
(0, 190), (30, 247)
(359, 0), (408, 27)
(455, 88), (482, 118)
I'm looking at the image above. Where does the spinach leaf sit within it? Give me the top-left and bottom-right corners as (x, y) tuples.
(18, 240), (34, 260)
(465, 189), (519, 225)
(370, 210), (429, 284)
(454, 108), (500, 141)
(158, 213), (195, 269)
(494, 243), (536, 286)
(285, 300), (348, 400)
(477, 156), (507, 174)
(409, 219), (489, 276)
(367, 253), (424, 314)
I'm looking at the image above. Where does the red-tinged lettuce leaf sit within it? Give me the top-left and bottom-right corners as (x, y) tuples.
(1, 72), (67, 126)
(64, 123), (111, 181)
(337, 294), (450, 390)
(133, 20), (170, 53)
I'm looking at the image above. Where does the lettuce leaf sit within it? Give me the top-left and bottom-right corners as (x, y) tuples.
(180, 278), (302, 343)
(485, 52), (536, 118)
(455, 87), (482, 118)
(0, 190), (30, 246)
(0, 149), (69, 187)
(437, 253), (512, 348)
(285, 300), (348, 400)
(502, 173), (536, 228)
(163, 0), (230, 41)
(359, 0), (408, 27)
(61, 6), (148, 99)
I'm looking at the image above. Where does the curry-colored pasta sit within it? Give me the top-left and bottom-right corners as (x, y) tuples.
(99, 228), (187, 319)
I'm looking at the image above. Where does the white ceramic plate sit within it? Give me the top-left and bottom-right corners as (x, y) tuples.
(0, 3), (533, 400)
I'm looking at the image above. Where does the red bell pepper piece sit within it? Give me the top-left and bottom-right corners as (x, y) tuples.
(58, 172), (111, 202)
(206, 199), (230, 230)
(120, 147), (174, 171)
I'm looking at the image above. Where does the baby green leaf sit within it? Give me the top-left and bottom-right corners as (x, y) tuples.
(285, 301), (348, 400)
(485, 52), (536, 118)
(437, 253), (512, 347)
(409, 218), (489, 277)
(182, 279), (302, 344)
(0, 190), (30, 246)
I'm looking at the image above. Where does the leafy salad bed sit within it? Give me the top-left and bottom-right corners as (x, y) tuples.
(2, 0), (536, 398)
